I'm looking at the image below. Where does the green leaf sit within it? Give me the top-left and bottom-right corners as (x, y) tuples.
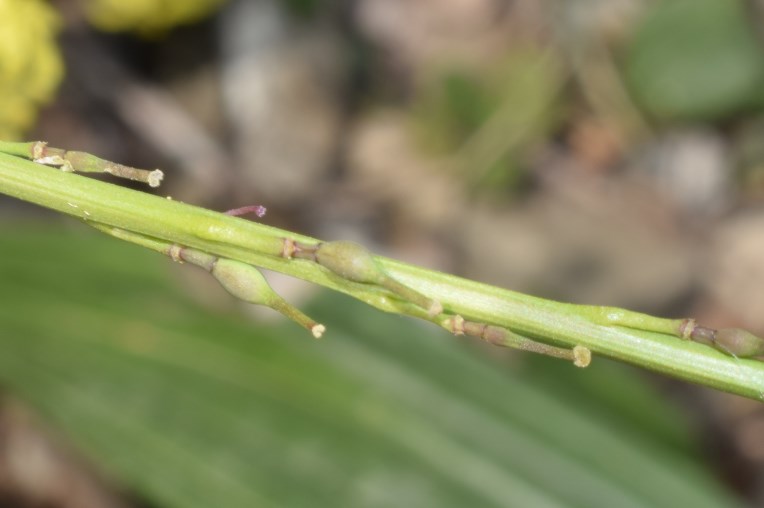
(411, 48), (563, 192)
(626, 0), (764, 121)
(0, 225), (745, 507)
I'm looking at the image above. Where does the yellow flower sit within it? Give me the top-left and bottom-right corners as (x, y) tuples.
(0, 0), (63, 139)
(85, 0), (227, 35)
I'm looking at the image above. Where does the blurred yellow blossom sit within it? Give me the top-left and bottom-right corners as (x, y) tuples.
(85, 0), (228, 34)
(0, 0), (63, 139)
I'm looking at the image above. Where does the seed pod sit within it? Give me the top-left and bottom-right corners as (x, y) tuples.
(714, 328), (764, 358)
(312, 241), (442, 316)
(211, 258), (325, 338)
(313, 241), (386, 284)
(212, 258), (272, 305)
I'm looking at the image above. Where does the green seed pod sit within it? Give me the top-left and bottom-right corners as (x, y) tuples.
(212, 258), (325, 338)
(314, 241), (387, 284)
(714, 328), (764, 358)
(211, 258), (272, 305)
(313, 241), (442, 316)
(293, 240), (442, 316)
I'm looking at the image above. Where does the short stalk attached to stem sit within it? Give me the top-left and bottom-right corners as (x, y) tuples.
(0, 140), (164, 187)
(440, 315), (591, 367)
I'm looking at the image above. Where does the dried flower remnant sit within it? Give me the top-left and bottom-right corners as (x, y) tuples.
(224, 205), (267, 218)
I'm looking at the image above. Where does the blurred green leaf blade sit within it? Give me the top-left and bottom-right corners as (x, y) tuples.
(626, 0), (764, 121)
(0, 226), (746, 508)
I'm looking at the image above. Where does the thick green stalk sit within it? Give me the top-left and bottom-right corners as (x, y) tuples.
(1, 150), (763, 399)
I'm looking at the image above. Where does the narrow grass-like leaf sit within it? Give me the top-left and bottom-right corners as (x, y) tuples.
(0, 227), (745, 508)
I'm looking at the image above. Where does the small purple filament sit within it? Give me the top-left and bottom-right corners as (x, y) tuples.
(224, 205), (267, 218)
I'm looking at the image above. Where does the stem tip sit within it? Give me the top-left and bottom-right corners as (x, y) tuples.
(148, 169), (164, 188)
(311, 324), (326, 339)
(572, 346), (592, 368)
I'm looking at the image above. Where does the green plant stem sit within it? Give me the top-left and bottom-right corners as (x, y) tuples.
(1, 150), (763, 399)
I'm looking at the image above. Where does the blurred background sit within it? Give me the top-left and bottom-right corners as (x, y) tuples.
(2, 0), (764, 506)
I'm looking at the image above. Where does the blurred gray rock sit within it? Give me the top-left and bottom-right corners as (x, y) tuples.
(347, 112), (464, 229)
(638, 129), (732, 218)
(355, 0), (540, 75)
(459, 173), (695, 311)
(705, 210), (764, 331)
(219, 0), (345, 204)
